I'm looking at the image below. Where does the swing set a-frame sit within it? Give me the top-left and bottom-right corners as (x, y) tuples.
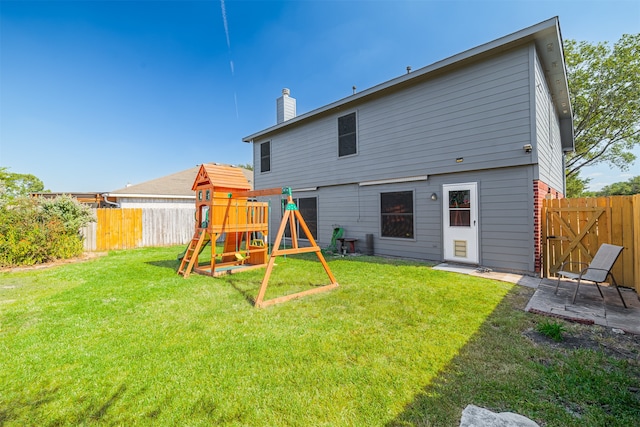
(177, 164), (338, 308)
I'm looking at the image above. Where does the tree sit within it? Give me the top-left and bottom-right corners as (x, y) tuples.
(565, 174), (592, 198)
(0, 167), (46, 201)
(597, 176), (640, 196)
(564, 34), (640, 195)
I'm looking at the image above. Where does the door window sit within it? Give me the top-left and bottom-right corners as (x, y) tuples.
(449, 190), (470, 227)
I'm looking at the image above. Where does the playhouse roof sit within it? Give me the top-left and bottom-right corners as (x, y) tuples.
(191, 163), (251, 192)
(108, 164), (252, 199)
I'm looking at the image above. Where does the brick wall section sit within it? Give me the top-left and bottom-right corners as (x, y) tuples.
(533, 180), (564, 273)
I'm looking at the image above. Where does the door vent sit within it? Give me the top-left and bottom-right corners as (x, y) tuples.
(454, 240), (467, 258)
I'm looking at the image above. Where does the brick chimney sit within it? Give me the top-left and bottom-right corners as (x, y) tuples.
(276, 88), (296, 124)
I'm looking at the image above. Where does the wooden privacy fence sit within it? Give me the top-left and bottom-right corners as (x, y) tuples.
(82, 208), (195, 251)
(542, 195), (640, 293)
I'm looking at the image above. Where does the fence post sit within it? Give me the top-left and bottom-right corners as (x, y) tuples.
(81, 208), (98, 251)
(541, 199), (548, 278)
(634, 194), (640, 293)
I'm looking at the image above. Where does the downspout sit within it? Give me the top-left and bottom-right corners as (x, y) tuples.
(102, 194), (120, 208)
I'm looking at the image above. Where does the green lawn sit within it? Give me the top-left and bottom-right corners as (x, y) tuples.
(1, 247), (638, 426)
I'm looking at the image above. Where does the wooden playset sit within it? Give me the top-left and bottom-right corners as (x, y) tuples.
(177, 164), (338, 308)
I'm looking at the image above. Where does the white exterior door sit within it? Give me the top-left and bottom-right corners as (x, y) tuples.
(443, 183), (478, 264)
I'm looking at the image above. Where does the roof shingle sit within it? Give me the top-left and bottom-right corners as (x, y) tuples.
(109, 164), (253, 197)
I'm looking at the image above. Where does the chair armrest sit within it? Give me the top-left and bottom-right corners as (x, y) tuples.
(559, 261), (588, 270)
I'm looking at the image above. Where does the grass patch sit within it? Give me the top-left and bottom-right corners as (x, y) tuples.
(391, 288), (640, 426)
(1, 247), (638, 426)
(536, 319), (567, 342)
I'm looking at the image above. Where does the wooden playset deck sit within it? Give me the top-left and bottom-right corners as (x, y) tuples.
(177, 163), (338, 307)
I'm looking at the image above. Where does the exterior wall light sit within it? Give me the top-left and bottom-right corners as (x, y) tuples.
(523, 144), (533, 153)
(431, 193), (438, 201)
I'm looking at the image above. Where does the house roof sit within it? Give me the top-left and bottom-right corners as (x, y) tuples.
(242, 17), (574, 152)
(191, 163), (252, 192)
(109, 164), (253, 199)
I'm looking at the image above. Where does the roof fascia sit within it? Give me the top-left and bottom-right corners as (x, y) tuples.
(243, 17), (573, 152)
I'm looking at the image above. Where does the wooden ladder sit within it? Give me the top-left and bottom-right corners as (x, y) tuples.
(178, 228), (207, 278)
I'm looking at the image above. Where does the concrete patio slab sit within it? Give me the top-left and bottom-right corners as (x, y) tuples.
(527, 281), (640, 334)
(433, 263), (543, 288)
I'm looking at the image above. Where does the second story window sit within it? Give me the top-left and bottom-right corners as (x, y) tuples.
(338, 112), (357, 157)
(260, 141), (271, 173)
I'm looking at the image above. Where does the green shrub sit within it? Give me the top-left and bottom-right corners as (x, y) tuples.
(46, 218), (84, 259)
(0, 198), (46, 266)
(40, 194), (94, 233)
(0, 195), (94, 267)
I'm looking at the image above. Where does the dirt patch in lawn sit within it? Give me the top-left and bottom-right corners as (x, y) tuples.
(524, 323), (640, 362)
(0, 252), (108, 273)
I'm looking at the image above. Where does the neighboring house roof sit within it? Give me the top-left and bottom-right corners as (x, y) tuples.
(109, 164), (253, 199)
(243, 17), (574, 152)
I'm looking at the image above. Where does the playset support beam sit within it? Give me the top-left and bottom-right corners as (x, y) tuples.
(177, 163), (338, 308)
(254, 189), (338, 308)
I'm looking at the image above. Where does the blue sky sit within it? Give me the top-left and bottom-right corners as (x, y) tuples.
(1, 0), (638, 192)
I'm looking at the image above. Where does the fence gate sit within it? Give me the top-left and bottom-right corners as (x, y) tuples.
(542, 195), (640, 292)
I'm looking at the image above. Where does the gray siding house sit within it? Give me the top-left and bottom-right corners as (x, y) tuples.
(242, 18), (574, 274)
